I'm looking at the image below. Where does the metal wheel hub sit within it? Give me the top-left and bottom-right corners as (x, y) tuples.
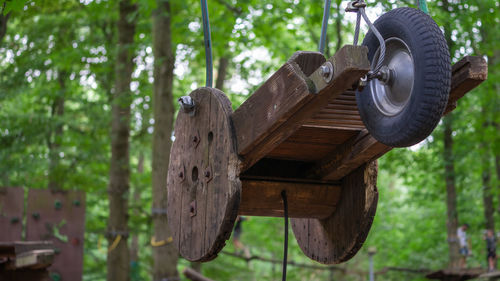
(369, 37), (415, 116)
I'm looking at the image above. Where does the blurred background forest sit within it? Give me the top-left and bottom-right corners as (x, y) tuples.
(0, 0), (498, 280)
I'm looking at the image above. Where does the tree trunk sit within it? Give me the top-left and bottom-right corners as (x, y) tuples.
(47, 71), (67, 190)
(130, 153), (144, 281)
(335, 0), (342, 52)
(440, 0), (461, 268)
(481, 106), (495, 231)
(152, 0), (178, 280)
(215, 56), (229, 91)
(0, 11), (10, 46)
(482, 147), (494, 231)
(107, 1), (137, 281)
(444, 114), (460, 269)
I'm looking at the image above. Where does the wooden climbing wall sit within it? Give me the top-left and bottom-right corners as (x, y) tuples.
(0, 187), (24, 241)
(25, 189), (86, 281)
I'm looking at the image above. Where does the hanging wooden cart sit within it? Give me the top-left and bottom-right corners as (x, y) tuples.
(166, 7), (487, 264)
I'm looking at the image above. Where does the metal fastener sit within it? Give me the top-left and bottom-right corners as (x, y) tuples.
(320, 61), (334, 83)
(178, 96), (195, 116)
(357, 75), (368, 91)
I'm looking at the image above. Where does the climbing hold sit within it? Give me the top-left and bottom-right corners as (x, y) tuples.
(10, 216), (20, 224)
(50, 272), (61, 281)
(55, 200), (62, 210)
(73, 199), (80, 207)
(32, 212), (40, 220)
(71, 237), (80, 246)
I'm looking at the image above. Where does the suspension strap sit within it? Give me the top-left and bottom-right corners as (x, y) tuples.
(318, 0), (332, 54)
(200, 0), (213, 87)
(417, 0), (429, 14)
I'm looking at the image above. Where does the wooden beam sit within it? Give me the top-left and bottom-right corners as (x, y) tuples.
(13, 249), (54, 270)
(308, 55), (487, 181)
(444, 56), (488, 114)
(305, 130), (390, 181)
(232, 45), (370, 172)
(238, 179), (341, 219)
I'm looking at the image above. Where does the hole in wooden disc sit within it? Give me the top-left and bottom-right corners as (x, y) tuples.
(208, 131), (214, 143)
(192, 166), (198, 182)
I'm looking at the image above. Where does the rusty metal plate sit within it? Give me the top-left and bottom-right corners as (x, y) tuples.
(0, 187), (24, 242)
(26, 189), (85, 281)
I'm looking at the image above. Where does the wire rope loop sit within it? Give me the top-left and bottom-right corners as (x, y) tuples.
(347, 0), (386, 77)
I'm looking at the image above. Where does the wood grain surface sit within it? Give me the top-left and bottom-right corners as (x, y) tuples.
(291, 161), (378, 264)
(167, 88), (241, 262)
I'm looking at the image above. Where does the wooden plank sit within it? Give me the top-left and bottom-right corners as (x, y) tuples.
(14, 249), (55, 270)
(426, 268), (485, 281)
(0, 269), (50, 281)
(308, 55), (487, 181)
(233, 46), (370, 172)
(266, 127), (357, 161)
(0, 241), (53, 259)
(306, 130), (390, 181)
(233, 53), (325, 157)
(444, 56), (488, 114)
(238, 179), (341, 219)
(305, 91), (364, 130)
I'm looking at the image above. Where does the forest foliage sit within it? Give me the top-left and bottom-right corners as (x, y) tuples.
(0, 0), (498, 280)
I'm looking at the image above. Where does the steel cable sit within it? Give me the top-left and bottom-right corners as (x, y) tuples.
(319, 0), (332, 54)
(200, 0), (213, 87)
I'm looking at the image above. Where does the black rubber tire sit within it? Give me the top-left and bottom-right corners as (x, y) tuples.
(356, 7), (451, 147)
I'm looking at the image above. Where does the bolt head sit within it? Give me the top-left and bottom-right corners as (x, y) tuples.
(320, 62), (334, 83)
(320, 65), (330, 76)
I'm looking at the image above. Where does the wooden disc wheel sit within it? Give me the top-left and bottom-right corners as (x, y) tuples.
(291, 161), (379, 264)
(167, 87), (241, 262)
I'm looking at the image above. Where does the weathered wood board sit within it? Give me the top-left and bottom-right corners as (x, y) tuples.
(233, 45), (370, 172)
(167, 88), (241, 262)
(168, 46), (487, 266)
(0, 187), (24, 242)
(246, 55), (487, 183)
(291, 161), (378, 264)
(25, 190), (85, 281)
(239, 179), (340, 219)
(0, 241), (54, 281)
